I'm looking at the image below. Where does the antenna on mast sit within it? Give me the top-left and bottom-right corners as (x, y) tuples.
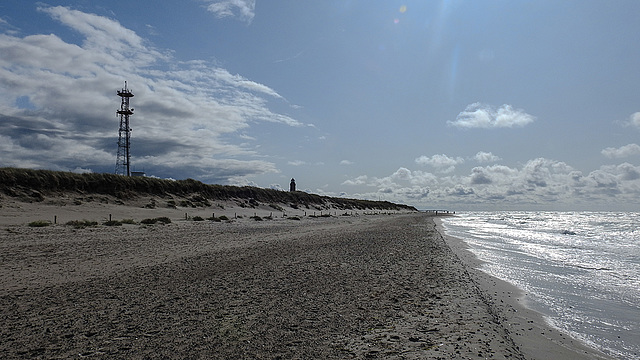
(115, 81), (134, 176)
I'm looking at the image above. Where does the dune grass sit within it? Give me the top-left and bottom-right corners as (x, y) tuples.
(0, 168), (417, 212)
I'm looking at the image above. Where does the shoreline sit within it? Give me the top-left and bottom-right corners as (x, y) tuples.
(434, 217), (615, 360)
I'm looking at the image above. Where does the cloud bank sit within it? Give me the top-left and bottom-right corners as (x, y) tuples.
(0, 6), (300, 183)
(342, 151), (640, 210)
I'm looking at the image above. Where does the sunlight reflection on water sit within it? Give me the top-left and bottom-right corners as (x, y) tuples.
(442, 211), (640, 359)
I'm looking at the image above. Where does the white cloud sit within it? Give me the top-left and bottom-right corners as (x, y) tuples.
(239, 133), (256, 140)
(602, 144), (640, 158)
(0, 17), (19, 35)
(447, 184), (475, 196)
(204, 0), (256, 23)
(341, 168), (438, 203)
(212, 68), (284, 99)
(342, 175), (368, 186)
(473, 151), (501, 163)
(628, 112), (640, 128)
(391, 167), (412, 180)
(288, 160), (306, 166)
(415, 154), (464, 173)
(449, 103), (536, 129)
(340, 160), (353, 165)
(0, 6), (301, 183)
(269, 183), (284, 191)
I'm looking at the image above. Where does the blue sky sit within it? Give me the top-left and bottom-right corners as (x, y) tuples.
(1, 1), (640, 210)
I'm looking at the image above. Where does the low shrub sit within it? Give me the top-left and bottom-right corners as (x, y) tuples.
(28, 220), (51, 227)
(250, 215), (263, 221)
(218, 215), (229, 221)
(103, 220), (122, 226)
(121, 218), (136, 224)
(156, 217), (171, 224)
(66, 220), (98, 229)
(192, 216), (205, 221)
(140, 217), (171, 225)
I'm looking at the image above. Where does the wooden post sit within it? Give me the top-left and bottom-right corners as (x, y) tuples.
(54, 215), (57, 224)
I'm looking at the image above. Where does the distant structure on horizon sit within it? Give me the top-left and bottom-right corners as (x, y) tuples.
(290, 178), (296, 192)
(115, 81), (134, 176)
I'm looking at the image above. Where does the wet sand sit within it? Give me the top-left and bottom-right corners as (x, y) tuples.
(0, 205), (611, 359)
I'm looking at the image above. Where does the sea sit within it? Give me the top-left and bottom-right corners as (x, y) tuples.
(440, 211), (640, 360)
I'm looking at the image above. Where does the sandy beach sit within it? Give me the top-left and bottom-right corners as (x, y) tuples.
(0, 199), (612, 359)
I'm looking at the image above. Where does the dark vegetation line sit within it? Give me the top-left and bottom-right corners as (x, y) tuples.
(0, 168), (417, 211)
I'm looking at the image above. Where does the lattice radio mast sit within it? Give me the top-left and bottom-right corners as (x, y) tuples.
(115, 81), (134, 176)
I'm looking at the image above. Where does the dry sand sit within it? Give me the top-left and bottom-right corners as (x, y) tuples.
(0, 198), (613, 359)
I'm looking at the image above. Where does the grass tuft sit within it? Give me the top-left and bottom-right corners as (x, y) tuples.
(141, 216), (172, 225)
(66, 220), (99, 229)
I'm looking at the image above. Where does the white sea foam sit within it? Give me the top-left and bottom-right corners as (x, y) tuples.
(442, 212), (640, 359)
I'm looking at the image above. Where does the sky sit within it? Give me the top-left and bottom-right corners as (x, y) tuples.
(1, 0), (640, 211)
